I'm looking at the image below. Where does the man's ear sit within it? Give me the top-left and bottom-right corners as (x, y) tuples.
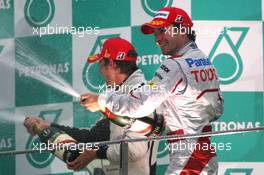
(110, 59), (117, 69)
(111, 60), (122, 73)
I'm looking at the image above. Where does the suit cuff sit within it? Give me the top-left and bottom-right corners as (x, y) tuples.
(98, 93), (108, 110)
(96, 144), (108, 159)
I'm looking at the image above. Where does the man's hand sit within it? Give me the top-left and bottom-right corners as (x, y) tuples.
(23, 117), (50, 135)
(80, 93), (100, 112)
(66, 149), (97, 171)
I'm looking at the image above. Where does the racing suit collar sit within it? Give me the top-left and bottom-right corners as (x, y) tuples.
(122, 69), (144, 86)
(116, 69), (145, 93)
(171, 42), (198, 59)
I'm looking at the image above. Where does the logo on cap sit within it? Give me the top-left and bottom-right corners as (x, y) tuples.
(154, 11), (170, 19)
(116, 52), (126, 60)
(175, 15), (183, 22)
(149, 20), (165, 26)
(103, 49), (110, 58)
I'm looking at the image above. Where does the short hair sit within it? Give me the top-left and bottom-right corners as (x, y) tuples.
(172, 23), (196, 42)
(101, 49), (138, 76)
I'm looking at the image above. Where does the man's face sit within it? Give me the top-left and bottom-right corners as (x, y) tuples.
(153, 24), (182, 56)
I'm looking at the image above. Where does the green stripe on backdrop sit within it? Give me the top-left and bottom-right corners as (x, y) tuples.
(212, 92), (264, 161)
(0, 109), (15, 175)
(192, 0), (262, 20)
(72, 0), (131, 29)
(0, 0), (14, 38)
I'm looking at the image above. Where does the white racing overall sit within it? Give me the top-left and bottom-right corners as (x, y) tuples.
(105, 69), (158, 175)
(99, 42), (224, 175)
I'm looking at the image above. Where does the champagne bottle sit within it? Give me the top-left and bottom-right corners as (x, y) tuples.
(32, 123), (80, 162)
(101, 108), (164, 136)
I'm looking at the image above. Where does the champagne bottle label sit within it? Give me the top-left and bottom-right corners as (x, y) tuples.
(37, 126), (80, 162)
(50, 133), (78, 161)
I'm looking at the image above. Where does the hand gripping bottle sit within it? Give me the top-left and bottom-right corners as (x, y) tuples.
(32, 123), (80, 162)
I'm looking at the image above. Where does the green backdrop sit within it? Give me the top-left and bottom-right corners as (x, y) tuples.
(0, 0), (263, 174)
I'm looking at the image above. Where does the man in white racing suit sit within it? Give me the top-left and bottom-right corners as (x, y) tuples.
(81, 7), (224, 175)
(83, 37), (160, 175)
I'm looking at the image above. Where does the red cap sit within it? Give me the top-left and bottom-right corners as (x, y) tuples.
(141, 7), (193, 35)
(87, 37), (137, 63)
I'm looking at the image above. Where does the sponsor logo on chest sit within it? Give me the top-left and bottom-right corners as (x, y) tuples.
(185, 58), (217, 83)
